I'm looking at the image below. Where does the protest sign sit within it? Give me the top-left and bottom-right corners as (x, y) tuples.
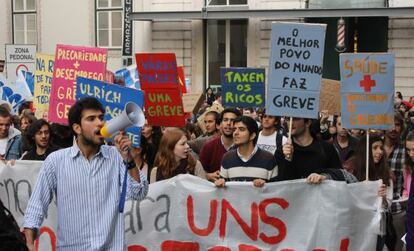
(177, 66), (187, 94)
(182, 93), (204, 114)
(145, 88), (185, 127)
(48, 44), (107, 125)
(5, 44), (36, 83)
(320, 78), (341, 115)
(34, 53), (54, 119)
(76, 77), (144, 147)
(266, 22), (326, 119)
(221, 67), (265, 108)
(1, 161), (381, 251)
(136, 53), (178, 90)
(115, 64), (140, 90)
(0, 73), (29, 114)
(340, 53), (394, 130)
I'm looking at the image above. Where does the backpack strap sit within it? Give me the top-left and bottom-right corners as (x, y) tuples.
(276, 131), (283, 151)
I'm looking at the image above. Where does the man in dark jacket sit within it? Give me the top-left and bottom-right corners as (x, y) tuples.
(275, 117), (346, 182)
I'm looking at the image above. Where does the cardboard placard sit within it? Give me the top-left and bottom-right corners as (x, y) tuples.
(34, 53), (54, 119)
(182, 93), (205, 114)
(266, 22), (326, 119)
(221, 67), (265, 108)
(319, 78), (341, 115)
(136, 53), (178, 90)
(340, 53), (395, 130)
(145, 88), (185, 127)
(48, 44), (107, 124)
(76, 77), (144, 147)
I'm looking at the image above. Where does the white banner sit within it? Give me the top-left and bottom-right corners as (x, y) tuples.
(0, 161), (381, 251)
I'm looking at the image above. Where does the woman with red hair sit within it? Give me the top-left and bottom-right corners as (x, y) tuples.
(150, 128), (206, 183)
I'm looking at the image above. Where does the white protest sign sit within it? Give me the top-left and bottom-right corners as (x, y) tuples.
(0, 161), (381, 251)
(5, 44), (36, 84)
(266, 22), (326, 119)
(0, 73), (30, 113)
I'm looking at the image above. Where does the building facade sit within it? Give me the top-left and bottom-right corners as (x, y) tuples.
(0, 0), (413, 95)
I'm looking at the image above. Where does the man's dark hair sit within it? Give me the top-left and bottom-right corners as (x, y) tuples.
(205, 110), (220, 125)
(68, 97), (105, 134)
(0, 106), (11, 118)
(259, 108), (281, 128)
(234, 115), (259, 145)
(18, 101), (31, 116)
(25, 119), (52, 148)
(220, 107), (241, 123)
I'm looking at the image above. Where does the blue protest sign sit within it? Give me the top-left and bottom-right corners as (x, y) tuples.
(221, 67), (265, 108)
(76, 77), (144, 147)
(268, 89), (319, 118)
(266, 22), (326, 119)
(340, 53), (395, 130)
(340, 53), (394, 93)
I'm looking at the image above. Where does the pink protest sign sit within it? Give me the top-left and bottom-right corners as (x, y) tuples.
(48, 44), (107, 124)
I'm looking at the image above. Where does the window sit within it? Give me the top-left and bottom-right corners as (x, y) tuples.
(12, 0), (37, 44)
(206, 19), (247, 87)
(96, 0), (123, 48)
(207, 0), (247, 6)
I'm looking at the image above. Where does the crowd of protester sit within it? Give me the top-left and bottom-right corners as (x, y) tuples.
(1, 90), (414, 250)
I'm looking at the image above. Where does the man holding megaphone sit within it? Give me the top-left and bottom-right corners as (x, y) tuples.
(22, 97), (149, 251)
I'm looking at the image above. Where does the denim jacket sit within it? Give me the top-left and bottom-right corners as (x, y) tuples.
(5, 128), (22, 160)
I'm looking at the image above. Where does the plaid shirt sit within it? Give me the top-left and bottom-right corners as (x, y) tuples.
(388, 140), (406, 214)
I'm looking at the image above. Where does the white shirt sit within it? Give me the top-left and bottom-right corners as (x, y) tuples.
(257, 131), (287, 155)
(0, 138), (8, 156)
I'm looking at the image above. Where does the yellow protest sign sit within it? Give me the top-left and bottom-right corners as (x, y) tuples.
(34, 53), (54, 119)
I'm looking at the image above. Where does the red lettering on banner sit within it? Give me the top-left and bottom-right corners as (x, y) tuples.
(34, 226), (56, 251)
(128, 245), (148, 251)
(258, 198), (289, 245)
(187, 195), (218, 236)
(340, 238), (350, 251)
(239, 244), (262, 250)
(108, 237), (351, 251)
(161, 240), (199, 251)
(219, 199), (259, 241)
(208, 247), (231, 251)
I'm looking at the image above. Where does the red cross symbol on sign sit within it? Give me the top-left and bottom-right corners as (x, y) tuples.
(359, 75), (376, 92)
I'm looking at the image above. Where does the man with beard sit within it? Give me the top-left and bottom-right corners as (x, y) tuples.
(21, 119), (59, 160)
(23, 97), (148, 251)
(276, 117), (347, 183)
(215, 116), (278, 187)
(199, 108), (241, 182)
(384, 112), (406, 251)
